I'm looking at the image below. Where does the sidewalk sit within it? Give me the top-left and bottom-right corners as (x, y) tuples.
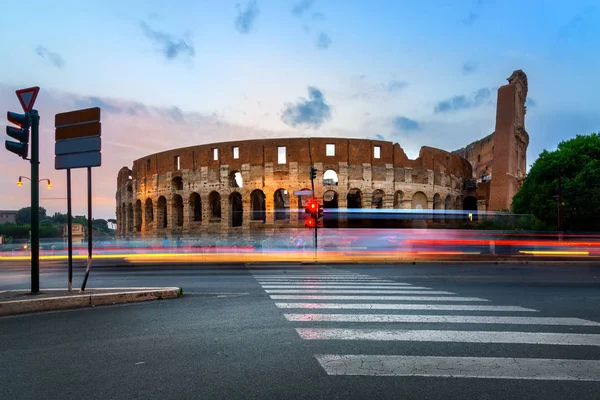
(0, 287), (182, 316)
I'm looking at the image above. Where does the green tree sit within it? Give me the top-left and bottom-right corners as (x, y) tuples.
(92, 219), (109, 233)
(512, 133), (600, 231)
(15, 207), (46, 225)
(51, 212), (67, 224)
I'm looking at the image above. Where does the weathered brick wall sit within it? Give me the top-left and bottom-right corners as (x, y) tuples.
(116, 138), (471, 237)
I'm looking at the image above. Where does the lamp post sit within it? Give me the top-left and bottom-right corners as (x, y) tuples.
(18, 176), (52, 189)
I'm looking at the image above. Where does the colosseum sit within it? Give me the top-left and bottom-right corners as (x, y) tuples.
(116, 70), (529, 237)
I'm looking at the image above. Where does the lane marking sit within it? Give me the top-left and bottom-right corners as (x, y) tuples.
(284, 314), (600, 326)
(275, 303), (538, 312)
(252, 275), (364, 278)
(261, 285), (430, 289)
(270, 295), (488, 301)
(257, 279), (395, 283)
(296, 328), (600, 346)
(259, 282), (411, 286)
(315, 355), (600, 381)
(265, 290), (454, 295)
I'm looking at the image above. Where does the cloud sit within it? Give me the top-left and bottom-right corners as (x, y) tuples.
(527, 98), (537, 108)
(235, 1), (259, 34)
(434, 88), (492, 113)
(140, 21), (194, 60)
(281, 86), (331, 129)
(35, 46), (64, 68)
(393, 116), (421, 131)
(462, 62), (477, 74)
(375, 134), (385, 141)
(386, 80), (408, 93)
(316, 32), (331, 49)
(292, 0), (315, 16)
(558, 6), (595, 38)
(74, 96), (122, 113)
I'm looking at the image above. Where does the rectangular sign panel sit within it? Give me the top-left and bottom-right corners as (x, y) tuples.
(55, 152), (101, 170)
(55, 136), (101, 155)
(293, 190), (313, 196)
(55, 107), (101, 128)
(55, 122), (101, 141)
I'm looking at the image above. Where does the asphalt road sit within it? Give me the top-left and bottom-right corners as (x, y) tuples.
(1, 262), (600, 400)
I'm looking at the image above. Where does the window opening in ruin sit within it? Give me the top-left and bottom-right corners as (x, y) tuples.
(157, 196), (167, 229)
(209, 192), (221, 221)
(174, 155), (181, 171)
(229, 171), (243, 188)
(127, 184), (133, 193)
(297, 188), (310, 221)
(172, 176), (183, 190)
(145, 198), (154, 224)
(274, 189), (290, 221)
(323, 190), (339, 228)
(233, 146), (239, 159)
(323, 169), (338, 186)
(251, 189), (266, 222)
(326, 144), (335, 156)
(213, 148), (219, 161)
(146, 159), (151, 170)
(190, 193), (202, 222)
(393, 191), (404, 208)
(371, 190), (384, 209)
(411, 192), (428, 210)
(173, 195), (184, 227)
(127, 203), (133, 233)
(135, 200), (142, 232)
(230, 192), (243, 227)
(278, 146), (286, 164)
(477, 154), (481, 162)
(463, 196), (478, 221)
(374, 146), (381, 159)
(347, 189), (362, 208)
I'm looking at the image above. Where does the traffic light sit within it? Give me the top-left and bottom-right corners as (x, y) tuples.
(5, 111), (30, 159)
(304, 199), (318, 228)
(305, 217), (315, 228)
(310, 166), (317, 180)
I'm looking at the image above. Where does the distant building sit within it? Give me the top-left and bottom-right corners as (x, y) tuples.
(0, 210), (17, 224)
(63, 223), (85, 242)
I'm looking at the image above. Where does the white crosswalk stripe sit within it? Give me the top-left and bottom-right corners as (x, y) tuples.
(250, 268), (600, 381)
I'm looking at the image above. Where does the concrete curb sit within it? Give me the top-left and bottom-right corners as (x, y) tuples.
(0, 287), (181, 317)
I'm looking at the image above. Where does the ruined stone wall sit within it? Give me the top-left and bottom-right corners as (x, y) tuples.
(452, 133), (494, 181)
(115, 138), (471, 237)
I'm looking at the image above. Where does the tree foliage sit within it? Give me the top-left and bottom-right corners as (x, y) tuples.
(15, 207), (47, 225)
(512, 133), (600, 231)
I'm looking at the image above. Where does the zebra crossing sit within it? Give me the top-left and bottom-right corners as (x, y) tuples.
(251, 267), (600, 381)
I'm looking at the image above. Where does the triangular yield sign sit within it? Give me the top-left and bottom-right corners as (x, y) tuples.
(15, 86), (40, 112)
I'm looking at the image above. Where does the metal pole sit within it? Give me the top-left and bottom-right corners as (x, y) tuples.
(558, 164), (563, 241)
(80, 167), (93, 292)
(67, 169), (73, 292)
(311, 172), (317, 260)
(30, 110), (40, 293)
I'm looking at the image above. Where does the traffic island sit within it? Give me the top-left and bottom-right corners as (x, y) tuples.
(0, 287), (182, 317)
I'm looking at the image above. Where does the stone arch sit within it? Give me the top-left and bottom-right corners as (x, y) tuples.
(393, 191), (404, 209)
(157, 196), (167, 229)
(251, 189), (266, 222)
(323, 169), (338, 186)
(411, 192), (428, 210)
(463, 196), (478, 221)
(189, 193), (202, 222)
(209, 191), (221, 221)
(433, 193), (443, 221)
(297, 188), (311, 222)
(229, 171), (243, 188)
(444, 195), (453, 210)
(274, 189), (290, 221)
(172, 176), (183, 191)
(347, 188), (362, 208)
(172, 194), (184, 227)
(323, 190), (339, 228)
(127, 203), (134, 232)
(134, 199), (142, 232)
(371, 189), (385, 209)
(145, 198), (154, 226)
(230, 192), (243, 227)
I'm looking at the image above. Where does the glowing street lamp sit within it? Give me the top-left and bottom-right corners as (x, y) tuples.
(17, 176), (52, 189)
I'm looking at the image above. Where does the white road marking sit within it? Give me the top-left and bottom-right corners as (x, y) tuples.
(257, 279), (395, 283)
(275, 303), (538, 312)
(265, 290), (454, 295)
(296, 328), (600, 346)
(261, 285), (430, 290)
(315, 354), (600, 381)
(252, 275), (363, 278)
(284, 314), (600, 326)
(270, 295), (488, 301)
(259, 282), (411, 286)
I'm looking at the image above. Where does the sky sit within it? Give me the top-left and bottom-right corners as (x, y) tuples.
(1, 0), (599, 220)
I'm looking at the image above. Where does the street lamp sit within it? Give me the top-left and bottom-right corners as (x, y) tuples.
(18, 176), (51, 189)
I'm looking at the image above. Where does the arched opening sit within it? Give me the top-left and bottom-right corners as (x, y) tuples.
(463, 196), (478, 221)
(189, 193), (202, 222)
(126, 183), (133, 194)
(134, 200), (142, 232)
(323, 190), (339, 228)
(393, 191), (404, 209)
(229, 171), (243, 188)
(455, 198), (462, 211)
(230, 192), (243, 227)
(412, 192), (428, 209)
(371, 189), (385, 209)
(172, 177), (183, 191)
(274, 189), (290, 221)
(127, 203), (133, 233)
(209, 191), (221, 222)
(297, 188), (311, 222)
(121, 202), (126, 233)
(145, 198), (154, 226)
(251, 189), (266, 222)
(433, 193), (442, 221)
(444, 195), (453, 223)
(172, 195), (184, 227)
(157, 196), (167, 229)
(323, 169), (338, 186)
(347, 188), (362, 208)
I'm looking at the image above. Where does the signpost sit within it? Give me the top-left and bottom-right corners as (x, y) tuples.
(293, 189), (313, 196)
(5, 86), (40, 293)
(54, 107), (102, 292)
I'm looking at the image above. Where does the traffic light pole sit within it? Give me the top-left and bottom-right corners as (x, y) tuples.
(30, 110), (40, 293)
(311, 172), (317, 261)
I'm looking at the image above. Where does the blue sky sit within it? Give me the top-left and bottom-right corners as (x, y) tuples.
(1, 0), (599, 219)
